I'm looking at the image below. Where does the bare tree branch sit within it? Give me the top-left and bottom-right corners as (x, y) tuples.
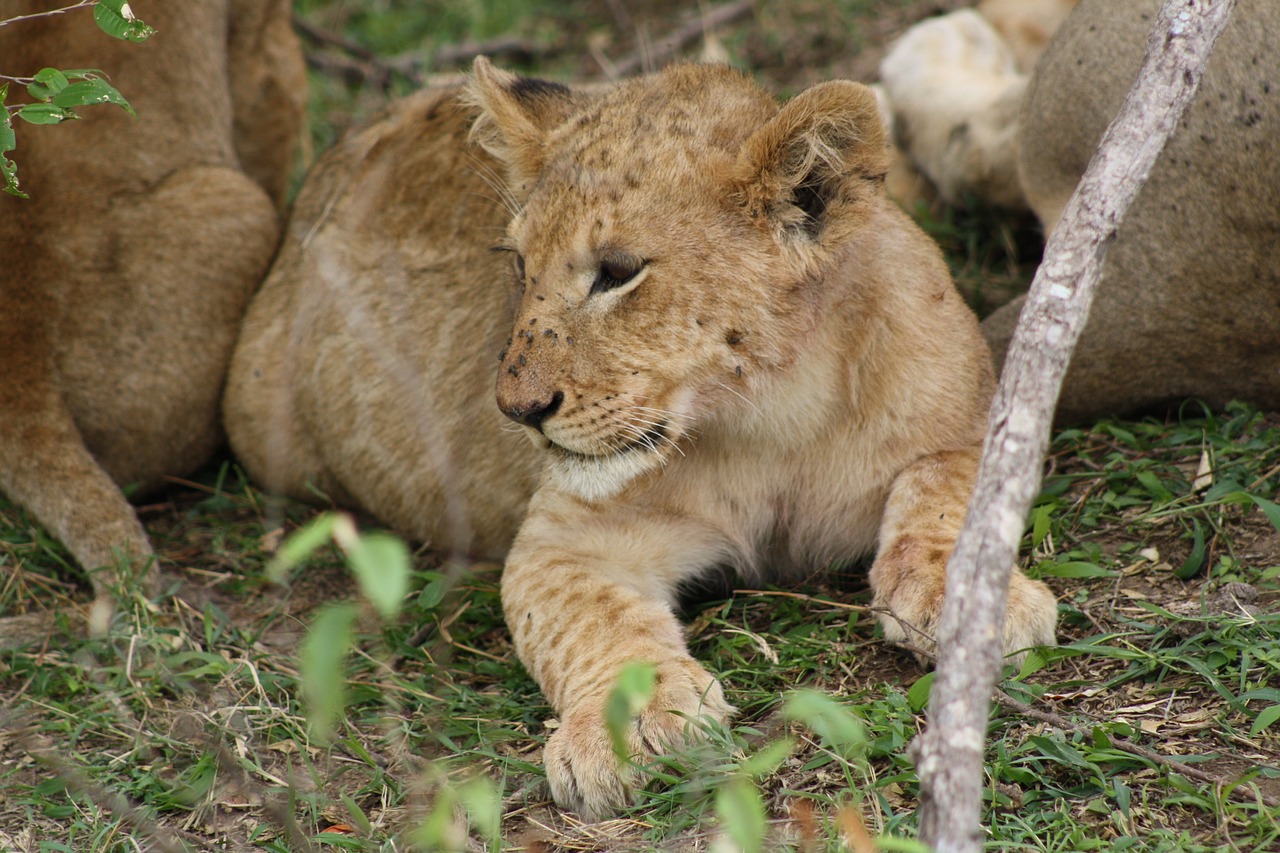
(0, 0), (93, 29)
(910, 2), (1241, 851)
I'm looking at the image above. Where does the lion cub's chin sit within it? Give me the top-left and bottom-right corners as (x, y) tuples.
(540, 442), (664, 503)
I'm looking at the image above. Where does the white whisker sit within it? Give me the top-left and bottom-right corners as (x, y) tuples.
(466, 155), (521, 218)
(715, 382), (762, 415)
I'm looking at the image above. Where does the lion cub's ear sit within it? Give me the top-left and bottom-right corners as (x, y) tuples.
(731, 80), (889, 240)
(467, 56), (589, 194)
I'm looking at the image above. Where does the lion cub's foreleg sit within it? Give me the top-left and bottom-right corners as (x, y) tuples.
(501, 500), (733, 820)
(869, 447), (1057, 663)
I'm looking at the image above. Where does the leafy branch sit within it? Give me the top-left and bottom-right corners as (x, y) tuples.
(0, 0), (152, 197)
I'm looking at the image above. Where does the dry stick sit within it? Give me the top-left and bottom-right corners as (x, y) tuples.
(910, 3), (1240, 852)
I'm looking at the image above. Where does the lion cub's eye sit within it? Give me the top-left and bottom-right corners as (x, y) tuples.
(591, 251), (645, 295)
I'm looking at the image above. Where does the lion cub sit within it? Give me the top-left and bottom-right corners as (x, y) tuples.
(225, 59), (1057, 819)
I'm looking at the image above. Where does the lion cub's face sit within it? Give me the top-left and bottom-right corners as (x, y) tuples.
(469, 60), (888, 500)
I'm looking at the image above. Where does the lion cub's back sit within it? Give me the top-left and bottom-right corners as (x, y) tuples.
(225, 88), (539, 557)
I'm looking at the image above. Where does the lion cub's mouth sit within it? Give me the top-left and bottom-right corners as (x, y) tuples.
(546, 421), (669, 461)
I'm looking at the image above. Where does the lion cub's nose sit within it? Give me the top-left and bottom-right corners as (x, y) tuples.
(500, 390), (564, 432)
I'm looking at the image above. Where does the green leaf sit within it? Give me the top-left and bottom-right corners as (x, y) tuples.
(1028, 735), (1094, 770)
(1250, 704), (1280, 737)
(339, 792), (372, 834)
(1135, 471), (1174, 503)
(875, 840), (934, 853)
(16, 104), (75, 125)
(27, 68), (69, 101)
(605, 662), (656, 763)
(93, 0), (155, 42)
(1249, 494), (1280, 534)
(1037, 560), (1115, 579)
(265, 513), (337, 583)
(1015, 647), (1051, 680)
(300, 602), (357, 744)
(1030, 503), (1053, 548)
(783, 689), (865, 758)
(52, 78), (135, 117)
(455, 776), (501, 840)
(1175, 520), (1206, 579)
(715, 777), (766, 853)
(739, 736), (794, 778)
(0, 86), (24, 198)
(343, 531), (411, 621)
(417, 576), (448, 610)
(412, 784), (461, 850)
(906, 671), (934, 712)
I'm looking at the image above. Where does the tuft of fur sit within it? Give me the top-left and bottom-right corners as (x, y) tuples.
(226, 61), (1057, 820)
(0, 0), (306, 646)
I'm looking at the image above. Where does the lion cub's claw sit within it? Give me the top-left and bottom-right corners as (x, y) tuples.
(545, 660), (733, 821)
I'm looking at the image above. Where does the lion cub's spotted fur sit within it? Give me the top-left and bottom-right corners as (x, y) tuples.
(225, 60), (1057, 819)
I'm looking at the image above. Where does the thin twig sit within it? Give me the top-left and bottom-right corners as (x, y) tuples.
(735, 588), (870, 612)
(0, 0), (93, 29)
(292, 13), (378, 62)
(426, 36), (538, 69)
(294, 15), (538, 91)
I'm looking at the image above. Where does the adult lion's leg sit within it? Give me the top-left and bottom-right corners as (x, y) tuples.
(0, 274), (152, 647)
(501, 499), (734, 820)
(869, 446), (1057, 664)
(226, 0), (307, 211)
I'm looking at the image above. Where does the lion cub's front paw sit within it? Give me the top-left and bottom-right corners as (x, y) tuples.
(1003, 571), (1058, 662)
(543, 658), (733, 821)
(876, 569), (1057, 666)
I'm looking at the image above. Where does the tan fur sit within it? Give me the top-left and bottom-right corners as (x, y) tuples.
(977, 0), (1079, 73)
(869, 83), (936, 211)
(880, 9), (1029, 209)
(0, 0), (305, 644)
(225, 61), (1056, 819)
(984, 0), (1280, 421)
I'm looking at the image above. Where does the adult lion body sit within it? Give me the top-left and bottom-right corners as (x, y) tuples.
(225, 61), (1056, 819)
(983, 0), (1280, 421)
(0, 0), (305, 643)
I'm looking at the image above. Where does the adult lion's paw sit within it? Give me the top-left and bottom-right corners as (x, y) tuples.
(544, 658), (733, 821)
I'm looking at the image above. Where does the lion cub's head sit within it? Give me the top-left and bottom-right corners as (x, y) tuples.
(468, 58), (889, 501)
